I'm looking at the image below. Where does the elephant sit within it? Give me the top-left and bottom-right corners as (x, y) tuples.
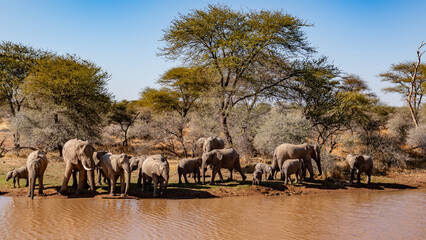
(271, 143), (322, 180)
(71, 151), (108, 187)
(203, 137), (225, 153)
(141, 155), (169, 197)
(59, 139), (97, 195)
(94, 151), (109, 186)
(98, 153), (131, 196)
(6, 166), (28, 188)
(346, 154), (373, 184)
(26, 151), (49, 199)
(192, 137), (206, 157)
(201, 148), (247, 185)
(177, 157), (202, 184)
(254, 163), (273, 180)
(252, 170), (262, 185)
(129, 155), (149, 187)
(282, 159), (304, 185)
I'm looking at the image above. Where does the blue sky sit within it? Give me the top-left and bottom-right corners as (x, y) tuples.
(1, 0), (425, 106)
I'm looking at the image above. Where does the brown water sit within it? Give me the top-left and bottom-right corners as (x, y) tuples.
(0, 190), (425, 239)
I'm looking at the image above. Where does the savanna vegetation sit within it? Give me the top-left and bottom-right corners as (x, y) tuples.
(0, 4), (425, 197)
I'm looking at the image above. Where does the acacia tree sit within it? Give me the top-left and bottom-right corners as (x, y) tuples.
(159, 4), (313, 145)
(380, 42), (425, 128)
(15, 54), (112, 151)
(140, 66), (213, 157)
(108, 100), (140, 146)
(0, 41), (49, 149)
(285, 59), (377, 152)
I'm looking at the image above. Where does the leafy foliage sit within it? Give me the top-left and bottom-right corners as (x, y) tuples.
(160, 4), (313, 145)
(14, 54), (112, 148)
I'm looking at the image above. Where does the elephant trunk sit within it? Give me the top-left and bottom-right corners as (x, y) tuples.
(315, 148), (322, 176)
(124, 165), (131, 195)
(87, 169), (96, 192)
(202, 159), (207, 185)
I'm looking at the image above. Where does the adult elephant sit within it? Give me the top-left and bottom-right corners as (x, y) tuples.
(98, 153), (131, 196)
(271, 143), (322, 180)
(201, 148), (246, 185)
(129, 155), (149, 187)
(203, 137), (225, 153)
(192, 138), (206, 157)
(346, 154), (373, 184)
(142, 154), (169, 197)
(59, 139), (96, 195)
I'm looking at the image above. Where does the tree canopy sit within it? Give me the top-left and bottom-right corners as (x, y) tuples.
(160, 4), (314, 145)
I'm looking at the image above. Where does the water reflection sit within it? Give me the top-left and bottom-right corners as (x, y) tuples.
(0, 190), (424, 239)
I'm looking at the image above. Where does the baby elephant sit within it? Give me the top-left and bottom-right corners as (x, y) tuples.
(254, 163), (273, 180)
(6, 166), (28, 188)
(26, 150), (49, 199)
(282, 159), (304, 185)
(346, 154), (373, 184)
(252, 170), (262, 185)
(177, 157), (202, 184)
(129, 155), (149, 187)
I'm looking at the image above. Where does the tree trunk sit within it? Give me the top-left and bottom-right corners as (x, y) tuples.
(220, 111), (233, 146)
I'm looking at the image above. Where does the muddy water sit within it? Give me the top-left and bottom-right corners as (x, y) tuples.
(0, 190), (425, 239)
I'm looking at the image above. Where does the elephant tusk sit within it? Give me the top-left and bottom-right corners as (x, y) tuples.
(83, 165), (93, 171)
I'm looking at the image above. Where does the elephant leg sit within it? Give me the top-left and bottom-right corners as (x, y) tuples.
(357, 170), (361, 184)
(217, 170), (224, 183)
(76, 169), (86, 194)
(137, 168), (142, 188)
(159, 179), (164, 195)
(97, 169), (102, 186)
(38, 175), (44, 195)
(184, 172), (189, 184)
(59, 164), (73, 194)
(196, 168), (201, 183)
(142, 175), (147, 192)
(72, 170), (78, 188)
(13, 178), (16, 188)
(367, 171), (371, 184)
(152, 175), (159, 197)
(120, 173), (125, 195)
(235, 163), (247, 181)
(284, 172), (288, 185)
(210, 168), (218, 185)
(192, 170), (197, 183)
(304, 158), (314, 180)
(227, 169), (233, 181)
(110, 177), (117, 196)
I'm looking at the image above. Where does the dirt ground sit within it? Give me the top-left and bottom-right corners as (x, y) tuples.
(1, 153), (425, 200)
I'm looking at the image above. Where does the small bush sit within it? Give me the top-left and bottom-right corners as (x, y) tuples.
(386, 108), (414, 143)
(407, 124), (426, 154)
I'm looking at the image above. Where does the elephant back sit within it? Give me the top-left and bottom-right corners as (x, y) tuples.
(142, 154), (168, 177)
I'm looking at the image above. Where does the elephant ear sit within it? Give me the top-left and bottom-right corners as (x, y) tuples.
(356, 155), (365, 165)
(110, 155), (120, 172)
(215, 151), (224, 162)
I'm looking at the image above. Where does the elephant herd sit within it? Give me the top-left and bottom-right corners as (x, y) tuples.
(5, 137), (374, 199)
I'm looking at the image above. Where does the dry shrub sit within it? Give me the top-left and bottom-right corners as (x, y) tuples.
(407, 124), (426, 155)
(253, 108), (311, 156)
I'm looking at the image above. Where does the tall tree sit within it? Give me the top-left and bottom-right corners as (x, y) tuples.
(108, 100), (140, 146)
(380, 42), (426, 128)
(0, 41), (48, 149)
(159, 4), (313, 145)
(16, 54), (112, 150)
(140, 66), (213, 157)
